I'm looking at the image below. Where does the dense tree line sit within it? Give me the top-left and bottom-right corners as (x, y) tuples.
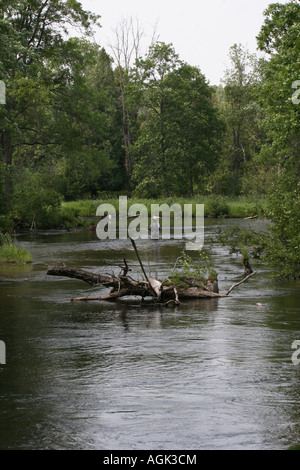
(0, 1), (299, 276)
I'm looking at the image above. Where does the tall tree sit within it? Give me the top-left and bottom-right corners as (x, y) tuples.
(216, 44), (263, 195)
(109, 17), (159, 191)
(256, 0), (300, 277)
(45, 39), (120, 200)
(0, 0), (100, 209)
(131, 42), (182, 198)
(131, 43), (222, 198)
(256, 0), (300, 174)
(163, 64), (223, 197)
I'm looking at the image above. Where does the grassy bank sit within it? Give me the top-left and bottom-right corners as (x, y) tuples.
(60, 195), (267, 228)
(0, 196), (267, 232)
(0, 233), (32, 264)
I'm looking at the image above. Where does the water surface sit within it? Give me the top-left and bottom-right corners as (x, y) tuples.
(0, 219), (299, 450)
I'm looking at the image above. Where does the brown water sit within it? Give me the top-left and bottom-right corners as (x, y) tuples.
(0, 219), (299, 450)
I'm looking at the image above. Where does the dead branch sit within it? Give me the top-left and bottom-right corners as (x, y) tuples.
(69, 288), (131, 302)
(174, 287), (180, 305)
(130, 238), (157, 297)
(225, 271), (258, 296)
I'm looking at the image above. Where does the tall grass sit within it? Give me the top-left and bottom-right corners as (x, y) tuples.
(61, 195), (267, 221)
(0, 232), (32, 264)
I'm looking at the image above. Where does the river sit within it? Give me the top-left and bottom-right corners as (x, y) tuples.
(0, 218), (299, 450)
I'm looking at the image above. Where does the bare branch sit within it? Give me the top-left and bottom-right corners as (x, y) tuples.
(150, 18), (160, 47)
(130, 238), (157, 297)
(109, 16), (144, 70)
(226, 271), (258, 296)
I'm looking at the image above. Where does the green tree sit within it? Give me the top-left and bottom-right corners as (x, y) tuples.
(257, 1), (300, 174)
(256, 1), (300, 277)
(0, 0), (100, 211)
(164, 64), (223, 196)
(46, 39), (120, 200)
(131, 42), (182, 197)
(131, 42), (222, 197)
(215, 44), (264, 195)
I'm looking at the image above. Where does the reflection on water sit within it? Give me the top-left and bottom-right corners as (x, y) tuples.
(0, 219), (300, 450)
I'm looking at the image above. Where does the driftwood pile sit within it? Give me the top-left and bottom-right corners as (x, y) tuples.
(47, 239), (257, 306)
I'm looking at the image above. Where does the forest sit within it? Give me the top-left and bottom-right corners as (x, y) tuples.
(0, 0), (299, 278)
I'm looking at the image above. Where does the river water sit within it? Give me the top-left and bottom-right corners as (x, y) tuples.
(0, 218), (299, 450)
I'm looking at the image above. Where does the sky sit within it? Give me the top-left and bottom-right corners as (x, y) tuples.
(79, 0), (290, 85)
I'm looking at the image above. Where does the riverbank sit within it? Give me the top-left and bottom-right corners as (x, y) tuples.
(0, 195), (268, 233)
(59, 195), (267, 229)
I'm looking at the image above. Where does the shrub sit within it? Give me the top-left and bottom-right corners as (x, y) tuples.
(13, 169), (62, 229)
(204, 196), (229, 217)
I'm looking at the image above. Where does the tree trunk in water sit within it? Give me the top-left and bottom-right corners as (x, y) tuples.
(47, 265), (257, 304)
(46, 266), (117, 287)
(47, 238), (257, 304)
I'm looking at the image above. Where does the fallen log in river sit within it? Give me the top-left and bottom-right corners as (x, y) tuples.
(47, 239), (257, 306)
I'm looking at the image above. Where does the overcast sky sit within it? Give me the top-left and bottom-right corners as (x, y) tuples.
(79, 0), (290, 85)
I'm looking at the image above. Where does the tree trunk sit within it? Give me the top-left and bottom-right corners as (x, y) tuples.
(122, 100), (133, 190)
(1, 130), (13, 208)
(46, 266), (116, 287)
(189, 172), (194, 198)
(160, 100), (169, 198)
